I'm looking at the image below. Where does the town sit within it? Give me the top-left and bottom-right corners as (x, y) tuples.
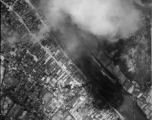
(0, 0), (151, 120)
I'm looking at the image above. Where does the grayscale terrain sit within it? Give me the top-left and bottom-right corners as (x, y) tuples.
(0, 0), (151, 120)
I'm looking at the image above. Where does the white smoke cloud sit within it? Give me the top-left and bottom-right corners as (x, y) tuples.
(44, 0), (142, 42)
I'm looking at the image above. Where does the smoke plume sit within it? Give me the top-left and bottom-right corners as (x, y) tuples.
(44, 0), (142, 42)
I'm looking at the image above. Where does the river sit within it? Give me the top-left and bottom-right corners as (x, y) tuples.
(117, 95), (148, 120)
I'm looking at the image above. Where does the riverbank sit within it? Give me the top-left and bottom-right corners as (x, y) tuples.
(117, 94), (147, 120)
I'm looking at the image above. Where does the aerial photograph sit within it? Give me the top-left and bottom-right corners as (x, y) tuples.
(0, 0), (151, 120)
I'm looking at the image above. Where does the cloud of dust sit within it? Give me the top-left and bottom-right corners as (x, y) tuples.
(44, 0), (142, 41)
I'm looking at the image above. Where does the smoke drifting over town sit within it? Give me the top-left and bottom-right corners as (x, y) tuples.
(44, 0), (142, 42)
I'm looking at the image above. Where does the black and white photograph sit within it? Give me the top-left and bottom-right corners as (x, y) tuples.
(0, 0), (151, 120)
